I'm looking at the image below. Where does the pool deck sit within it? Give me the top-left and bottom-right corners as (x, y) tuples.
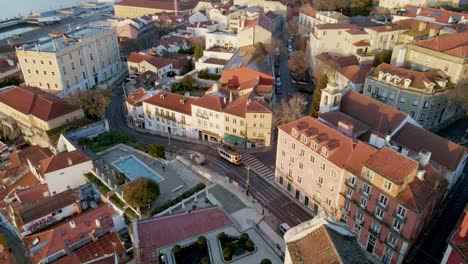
(98, 144), (208, 208)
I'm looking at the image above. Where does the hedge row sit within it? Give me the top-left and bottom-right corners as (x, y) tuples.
(84, 173), (110, 195)
(151, 183), (206, 215)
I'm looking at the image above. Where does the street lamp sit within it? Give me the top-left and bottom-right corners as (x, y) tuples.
(245, 166), (251, 196)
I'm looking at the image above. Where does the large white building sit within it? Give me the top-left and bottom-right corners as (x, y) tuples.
(17, 27), (122, 97)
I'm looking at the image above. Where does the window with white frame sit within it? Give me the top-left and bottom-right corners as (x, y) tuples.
(379, 194), (389, 208)
(348, 175), (356, 186)
(288, 169), (292, 177)
(310, 155), (315, 163)
(312, 141), (318, 150)
(331, 169), (336, 178)
(290, 157), (295, 163)
(321, 147), (328, 157)
(282, 150), (286, 156)
(283, 138), (287, 144)
(371, 221), (381, 234)
(300, 149), (305, 157)
(356, 210), (364, 223)
(387, 233), (398, 248)
(299, 162), (304, 169)
(375, 207), (384, 220)
(292, 128), (298, 137)
(384, 180), (393, 192)
(392, 219), (403, 232)
(396, 205), (407, 219)
(343, 200), (351, 211)
(320, 162), (326, 171)
(365, 170), (374, 180)
(301, 135), (307, 143)
(291, 143), (296, 150)
(318, 177), (323, 185)
(360, 197), (367, 208)
(346, 187), (353, 198)
(354, 223), (361, 234)
(329, 184), (334, 192)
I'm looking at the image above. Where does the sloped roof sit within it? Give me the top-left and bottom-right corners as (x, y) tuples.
(414, 31), (468, 58)
(15, 184), (49, 205)
(344, 141), (377, 176)
(364, 147), (419, 183)
(404, 5), (465, 24)
(191, 93), (226, 112)
(144, 91), (195, 115)
(0, 86), (81, 121)
(340, 91), (408, 135)
(299, 4), (317, 18)
(221, 67), (274, 91)
(223, 93), (271, 118)
(127, 52), (152, 63)
(315, 23), (357, 30)
(392, 122), (466, 170)
(278, 116), (355, 168)
(39, 150), (91, 175)
(126, 87), (148, 106)
(116, 0), (199, 12)
(24, 204), (117, 264)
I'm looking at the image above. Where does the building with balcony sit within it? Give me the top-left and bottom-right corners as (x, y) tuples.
(127, 52), (189, 77)
(391, 32), (468, 88)
(0, 86), (84, 148)
(363, 63), (461, 129)
(309, 23), (374, 73)
(126, 88), (158, 128)
(185, 20), (219, 37)
(143, 91), (198, 139)
(298, 4), (349, 36)
(16, 27), (121, 97)
(338, 143), (446, 264)
(275, 116), (356, 216)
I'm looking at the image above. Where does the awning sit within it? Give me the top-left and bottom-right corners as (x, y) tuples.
(223, 134), (245, 145)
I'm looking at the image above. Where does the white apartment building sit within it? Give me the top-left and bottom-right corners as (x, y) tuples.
(309, 24), (374, 72)
(191, 94), (226, 142)
(209, 8), (230, 30)
(299, 4), (350, 35)
(206, 31), (239, 50)
(17, 27), (121, 97)
(195, 47), (234, 74)
(186, 21), (219, 37)
(143, 92), (198, 139)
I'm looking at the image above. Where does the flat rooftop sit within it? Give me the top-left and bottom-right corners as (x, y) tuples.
(21, 27), (109, 53)
(204, 58), (229, 65)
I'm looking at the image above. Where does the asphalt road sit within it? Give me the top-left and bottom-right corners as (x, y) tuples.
(107, 85), (314, 226)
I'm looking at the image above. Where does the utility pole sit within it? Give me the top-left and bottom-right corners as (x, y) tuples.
(245, 166), (251, 196)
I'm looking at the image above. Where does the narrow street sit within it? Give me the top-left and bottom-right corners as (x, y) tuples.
(404, 118), (468, 264)
(107, 86), (314, 227)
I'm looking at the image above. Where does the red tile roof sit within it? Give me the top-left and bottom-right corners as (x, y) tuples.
(136, 207), (232, 263)
(392, 122), (466, 170)
(404, 5), (465, 24)
(340, 91), (408, 135)
(448, 205), (468, 261)
(0, 172), (40, 203)
(279, 116), (355, 168)
(344, 141), (377, 176)
(364, 147), (419, 183)
(368, 19), (442, 33)
(223, 93), (271, 118)
(414, 32), (468, 58)
(221, 67), (274, 91)
(126, 87), (148, 106)
(315, 23), (357, 30)
(0, 86), (81, 121)
(347, 28), (367, 35)
(191, 93), (226, 112)
(116, 0), (199, 12)
(39, 150), (91, 175)
(24, 204), (117, 264)
(127, 53), (152, 63)
(15, 184), (49, 205)
(299, 4), (317, 17)
(319, 111), (370, 138)
(144, 91), (195, 115)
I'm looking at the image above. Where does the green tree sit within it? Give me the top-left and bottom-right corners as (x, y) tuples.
(67, 89), (112, 120)
(201, 257), (210, 264)
(123, 178), (160, 208)
(310, 74), (329, 117)
(180, 75), (196, 91)
(0, 76), (22, 88)
(172, 244), (182, 254)
(181, 59), (194, 75)
(240, 233), (249, 242)
(373, 50), (393, 67)
(223, 247), (233, 261)
(260, 259), (272, 264)
(147, 144), (165, 158)
(197, 236), (207, 248)
(245, 239), (255, 252)
(194, 45), (204, 61)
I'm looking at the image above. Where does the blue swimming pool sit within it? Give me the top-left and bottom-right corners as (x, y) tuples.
(113, 155), (163, 182)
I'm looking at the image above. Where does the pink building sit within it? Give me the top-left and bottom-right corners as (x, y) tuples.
(275, 116), (355, 215)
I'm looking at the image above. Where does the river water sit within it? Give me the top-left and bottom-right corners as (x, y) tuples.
(0, 0), (92, 21)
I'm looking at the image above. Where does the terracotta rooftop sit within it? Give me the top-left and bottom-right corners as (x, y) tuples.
(221, 67), (274, 91)
(340, 91), (408, 135)
(447, 205), (468, 261)
(414, 31), (468, 58)
(53, 232), (124, 264)
(136, 207), (232, 263)
(24, 204), (117, 264)
(368, 19), (442, 33)
(344, 141), (377, 176)
(191, 93), (226, 112)
(116, 0), (199, 11)
(287, 224), (372, 264)
(317, 54), (370, 85)
(15, 184), (49, 205)
(0, 172), (40, 202)
(371, 63), (449, 91)
(404, 5), (466, 24)
(144, 91), (195, 115)
(0, 86), (81, 122)
(16, 189), (79, 226)
(126, 87), (148, 106)
(320, 111), (370, 138)
(364, 147), (419, 183)
(39, 150), (91, 175)
(223, 93), (271, 118)
(127, 52), (152, 63)
(392, 122), (466, 170)
(16, 145), (54, 167)
(315, 23), (357, 30)
(278, 116), (355, 168)
(299, 4), (317, 17)
(347, 28), (367, 35)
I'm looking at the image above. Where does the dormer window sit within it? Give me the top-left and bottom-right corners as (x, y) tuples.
(365, 170), (374, 180)
(301, 135), (307, 144)
(378, 71), (384, 81)
(292, 128), (298, 138)
(321, 147), (328, 158)
(403, 79), (411, 88)
(312, 141), (318, 151)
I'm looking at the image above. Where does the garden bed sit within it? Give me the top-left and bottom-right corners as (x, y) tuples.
(173, 237), (211, 264)
(217, 232), (256, 262)
(78, 131), (136, 152)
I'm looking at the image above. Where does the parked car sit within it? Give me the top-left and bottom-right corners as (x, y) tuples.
(275, 77), (281, 87)
(279, 223), (291, 235)
(287, 45), (293, 53)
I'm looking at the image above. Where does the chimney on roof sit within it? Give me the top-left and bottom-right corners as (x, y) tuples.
(337, 121), (353, 137)
(416, 8), (422, 15)
(229, 90), (233, 103)
(212, 82), (219, 92)
(416, 170), (426, 181)
(95, 219), (101, 228)
(69, 220), (76, 229)
(67, 157), (73, 166)
(418, 21), (427, 32)
(401, 147), (409, 156)
(247, 98), (252, 105)
(418, 149), (431, 167)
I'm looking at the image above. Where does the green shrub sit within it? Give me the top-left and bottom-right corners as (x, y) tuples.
(172, 245), (182, 254)
(260, 259), (272, 264)
(109, 195), (125, 209)
(125, 208), (138, 218)
(192, 204), (197, 210)
(147, 144), (165, 158)
(78, 137), (93, 146)
(240, 233), (249, 242)
(197, 236), (207, 248)
(197, 69), (221, 80)
(245, 239), (255, 252)
(223, 247), (233, 261)
(115, 172), (126, 185)
(150, 183), (206, 215)
(201, 256), (210, 264)
(84, 173), (110, 195)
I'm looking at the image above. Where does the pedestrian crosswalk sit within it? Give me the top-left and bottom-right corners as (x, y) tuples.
(241, 154), (275, 181)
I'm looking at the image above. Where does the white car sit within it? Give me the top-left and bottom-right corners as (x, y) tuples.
(275, 77), (281, 87)
(288, 45), (293, 53)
